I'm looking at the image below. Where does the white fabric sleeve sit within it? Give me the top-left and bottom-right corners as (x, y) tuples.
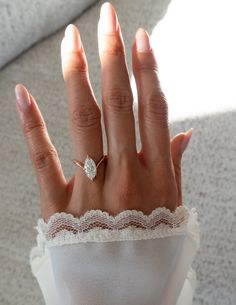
(30, 205), (200, 305)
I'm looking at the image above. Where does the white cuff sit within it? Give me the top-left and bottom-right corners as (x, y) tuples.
(30, 205), (200, 305)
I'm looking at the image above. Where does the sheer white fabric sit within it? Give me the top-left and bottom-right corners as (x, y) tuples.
(30, 205), (200, 305)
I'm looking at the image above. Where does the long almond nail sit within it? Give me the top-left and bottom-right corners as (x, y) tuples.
(100, 2), (118, 33)
(64, 24), (81, 52)
(181, 128), (193, 154)
(136, 28), (151, 52)
(15, 84), (31, 113)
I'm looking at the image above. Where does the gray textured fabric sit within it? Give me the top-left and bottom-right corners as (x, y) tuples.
(0, 0), (98, 69)
(0, 0), (235, 305)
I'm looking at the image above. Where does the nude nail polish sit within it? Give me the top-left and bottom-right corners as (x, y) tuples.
(64, 24), (81, 52)
(15, 84), (31, 112)
(136, 28), (151, 52)
(181, 128), (193, 154)
(100, 2), (118, 33)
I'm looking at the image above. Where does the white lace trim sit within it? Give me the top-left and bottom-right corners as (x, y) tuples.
(34, 206), (200, 248)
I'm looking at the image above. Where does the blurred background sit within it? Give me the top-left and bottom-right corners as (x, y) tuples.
(0, 0), (235, 304)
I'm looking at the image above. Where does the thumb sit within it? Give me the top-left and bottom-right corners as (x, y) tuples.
(170, 128), (193, 205)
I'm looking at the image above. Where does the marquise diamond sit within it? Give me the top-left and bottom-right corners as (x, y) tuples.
(83, 155), (97, 180)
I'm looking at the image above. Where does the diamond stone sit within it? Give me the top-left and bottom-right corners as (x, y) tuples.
(83, 155), (97, 180)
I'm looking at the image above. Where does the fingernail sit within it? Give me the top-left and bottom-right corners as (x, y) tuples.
(181, 128), (193, 154)
(15, 84), (31, 112)
(64, 24), (81, 52)
(136, 28), (151, 52)
(100, 2), (118, 33)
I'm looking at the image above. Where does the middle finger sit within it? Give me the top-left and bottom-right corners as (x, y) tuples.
(97, 3), (137, 161)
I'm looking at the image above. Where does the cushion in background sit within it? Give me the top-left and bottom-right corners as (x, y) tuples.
(0, 0), (98, 69)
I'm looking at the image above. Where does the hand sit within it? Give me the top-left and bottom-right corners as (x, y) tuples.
(15, 2), (192, 222)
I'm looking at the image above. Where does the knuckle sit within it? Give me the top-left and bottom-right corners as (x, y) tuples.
(102, 35), (124, 57)
(66, 67), (88, 82)
(135, 61), (158, 73)
(144, 90), (168, 122)
(105, 87), (133, 112)
(65, 69), (88, 85)
(23, 119), (45, 135)
(65, 53), (87, 75)
(33, 147), (58, 170)
(71, 104), (101, 131)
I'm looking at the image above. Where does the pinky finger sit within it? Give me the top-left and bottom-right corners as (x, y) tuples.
(15, 84), (67, 219)
(170, 129), (193, 206)
(170, 133), (184, 206)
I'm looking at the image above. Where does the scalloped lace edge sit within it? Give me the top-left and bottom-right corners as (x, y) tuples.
(30, 206), (200, 272)
(33, 205), (200, 248)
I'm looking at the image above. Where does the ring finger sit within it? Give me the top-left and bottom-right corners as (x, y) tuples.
(61, 24), (104, 181)
(132, 29), (172, 168)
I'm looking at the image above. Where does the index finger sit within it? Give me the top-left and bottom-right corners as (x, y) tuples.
(15, 84), (67, 219)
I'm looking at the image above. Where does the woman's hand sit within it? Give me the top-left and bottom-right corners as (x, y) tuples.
(15, 2), (192, 222)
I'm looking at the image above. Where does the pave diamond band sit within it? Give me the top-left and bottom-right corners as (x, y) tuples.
(72, 155), (106, 181)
